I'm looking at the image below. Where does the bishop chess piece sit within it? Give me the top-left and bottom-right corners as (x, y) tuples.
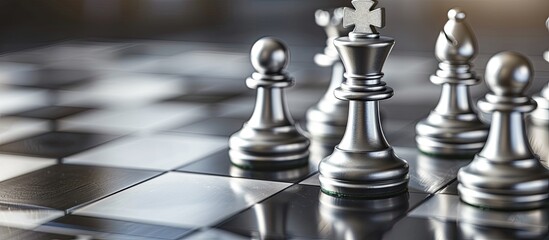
(229, 37), (310, 170)
(530, 17), (549, 125)
(319, 0), (409, 198)
(458, 52), (549, 210)
(306, 8), (350, 149)
(415, 9), (488, 157)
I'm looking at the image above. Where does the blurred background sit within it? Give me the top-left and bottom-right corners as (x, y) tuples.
(0, 0), (548, 55)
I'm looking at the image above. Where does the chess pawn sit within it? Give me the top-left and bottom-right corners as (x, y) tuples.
(306, 8), (350, 150)
(458, 52), (549, 210)
(319, 1), (409, 198)
(415, 9), (488, 157)
(229, 37), (310, 170)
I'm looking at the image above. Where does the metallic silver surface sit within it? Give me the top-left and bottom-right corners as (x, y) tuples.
(306, 147), (470, 194)
(313, 8), (347, 67)
(531, 84), (549, 125)
(343, 0), (385, 35)
(318, 192), (409, 239)
(306, 8), (350, 149)
(319, 4), (409, 197)
(529, 123), (549, 168)
(66, 134), (227, 171)
(229, 38), (310, 169)
(415, 8), (488, 157)
(458, 52), (549, 210)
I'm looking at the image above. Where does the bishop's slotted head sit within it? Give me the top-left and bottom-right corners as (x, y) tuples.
(229, 37), (310, 170)
(458, 51), (549, 210)
(415, 8), (488, 157)
(343, 0), (385, 36)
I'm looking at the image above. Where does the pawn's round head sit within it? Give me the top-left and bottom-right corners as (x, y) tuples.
(448, 8), (466, 21)
(485, 51), (533, 96)
(250, 37), (289, 74)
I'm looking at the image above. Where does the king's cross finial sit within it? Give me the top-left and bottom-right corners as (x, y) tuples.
(343, 0), (385, 34)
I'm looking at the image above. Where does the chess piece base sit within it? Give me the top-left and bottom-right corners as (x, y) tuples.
(415, 113), (488, 157)
(319, 147), (409, 198)
(458, 155), (549, 210)
(305, 106), (347, 145)
(305, 62), (348, 146)
(229, 125), (309, 170)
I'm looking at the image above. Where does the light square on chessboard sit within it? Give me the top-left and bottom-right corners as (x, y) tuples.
(137, 50), (252, 79)
(0, 131), (119, 159)
(73, 172), (291, 229)
(0, 226), (79, 240)
(55, 72), (188, 108)
(216, 184), (429, 239)
(0, 154), (56, 182)
(0, 87), (50, 114)
(39, 215), (192, 240)
(58, 103), (206, 135)
(0, 117), (50, 145)
(299, 147), (471, 194)
(177, 148), (316, 183)
(0, 204), (63, 230)
(0, 164), (160, 211)
(65, 133), (227, 171)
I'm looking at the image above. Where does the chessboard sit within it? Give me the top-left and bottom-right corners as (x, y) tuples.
(0, 39), (546, 240)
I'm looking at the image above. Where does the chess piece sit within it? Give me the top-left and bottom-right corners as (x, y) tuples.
(529, 17), (549, 126)
(415, 8), (488, 157)
(529, 17), (549, 168)
(306, 8), (350, 148)
(529, 124), (549, 168)
(229, 37), (310, 170)
(319, 0), (409, 198)
(458, 52), (549, 210)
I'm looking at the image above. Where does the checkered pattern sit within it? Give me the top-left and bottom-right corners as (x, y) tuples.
(0, 40), (545, 240)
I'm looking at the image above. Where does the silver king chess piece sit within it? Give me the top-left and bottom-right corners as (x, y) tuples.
(229, 37), (310, 170)
(306, 8), (350, 149)
(318, 0), (409, 198)
(458, 52), (549, 210)
(415, 8), (488, 157)
(530, 17), (549, 126)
